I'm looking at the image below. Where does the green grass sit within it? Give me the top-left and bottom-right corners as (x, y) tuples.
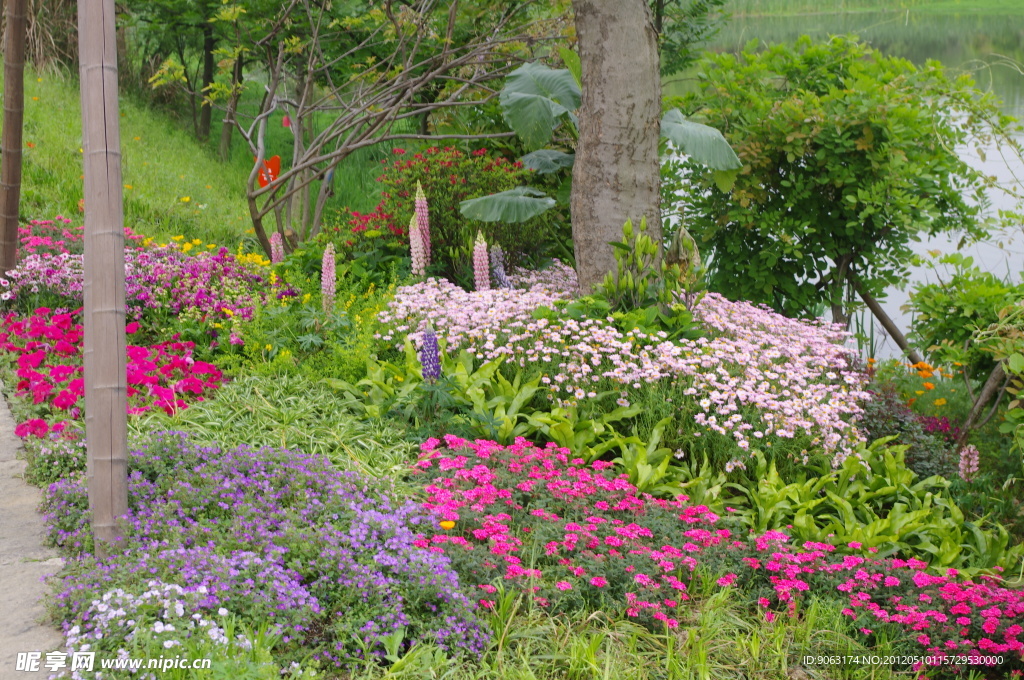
(333, 591), (916, 680)
(3, 66), (253, 246)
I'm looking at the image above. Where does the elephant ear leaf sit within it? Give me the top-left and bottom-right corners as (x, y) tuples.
(500, 62), (582, 150)
(558, 47), (582, 88)
(520, 149), (575, 174)
(661, 108), (742, 171)
(459, 187), (556, 223)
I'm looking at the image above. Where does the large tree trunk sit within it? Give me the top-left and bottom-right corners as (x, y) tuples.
(79, 0), (129, 558)
(0, 0), (27, 277)
(570, 0), (662, 294)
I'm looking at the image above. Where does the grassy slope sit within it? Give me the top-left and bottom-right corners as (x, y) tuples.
(4, 67), (252, 246)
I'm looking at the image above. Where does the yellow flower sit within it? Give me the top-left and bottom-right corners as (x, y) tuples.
(265, 344), (272, 351)
(439, 521), (455, 530)
(222, 308), (234, 317)
(182, 243), (193, 252)
(124, 184), (133, 190)
(171, 235), (184, 241)
(933, 398), (947, 406)
(180, 196), (191, 203)
(915, 390), (924, 396)
(133, 136), (140, 141)
(205, 184), (212, 189)
(192, 238), (202, 245)
(302, 293), (311, 304)
(207, 244), (216, 249)
(31, 96), (38, 101)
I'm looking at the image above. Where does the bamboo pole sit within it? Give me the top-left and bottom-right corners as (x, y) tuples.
(0, 0), (27, 277)
(78, 0), (128, 557)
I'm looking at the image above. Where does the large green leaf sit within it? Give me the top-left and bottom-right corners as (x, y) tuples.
(558, 47), (582, 88)
(500, 62), (582, 150)
(459, 187), (556, 223)
(661, 108), (742, 171)
(520, 149), (575, 174)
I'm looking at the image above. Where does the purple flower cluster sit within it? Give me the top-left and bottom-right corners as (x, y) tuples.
(43, 432), (489, 668)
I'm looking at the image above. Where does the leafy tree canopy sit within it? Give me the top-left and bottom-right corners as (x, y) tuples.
(673, 35), (1022, 323)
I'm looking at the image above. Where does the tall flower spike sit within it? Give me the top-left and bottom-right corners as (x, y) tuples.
(473, 231), (490, 291)
(490, 244), (512, 289)
(409, 213), (426, 277)
(269, 232), (284, 264)
(321, 243), (336, 314)
(415, 181), (431, 264)
(420, 323), (441, 383)
(958, 444), (979, 483)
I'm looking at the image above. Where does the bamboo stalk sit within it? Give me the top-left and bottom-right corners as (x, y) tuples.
(79, 0), (128, 558)
(0, 0), (27, 277)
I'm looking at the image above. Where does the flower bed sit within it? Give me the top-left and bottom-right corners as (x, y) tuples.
(1, 308), (222, 418)
(414, 436), (1024, 674)
(377, 268), (868, 465)
(43, 432), (488, 670)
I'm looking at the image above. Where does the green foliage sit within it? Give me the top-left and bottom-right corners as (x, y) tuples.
(127, 374), (417, 478)
(580, 216), (705, 341)
(353, 147), (560, 285)
(908, 252), (1024, 380)
(858, 384), (956, 480)
(463, 63), (739, 224)
(725, 438), (1023, 573)
(499, 62), (581, 151)
(676, 35), (1014, 320)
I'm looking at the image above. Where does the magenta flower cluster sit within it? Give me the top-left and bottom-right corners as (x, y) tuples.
(2, 308), (222, 419)
(413, 436), (1024, 673)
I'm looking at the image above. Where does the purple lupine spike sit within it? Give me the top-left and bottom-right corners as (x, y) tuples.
(473, 231), (490, 291)
(420, 324), (441, 383)
(415, 181), (431, 265)
(321, 243), (336, 313)
(490, 244), (512, 289)
(409, 214), (426, 277)
(270, 232), (284, 264)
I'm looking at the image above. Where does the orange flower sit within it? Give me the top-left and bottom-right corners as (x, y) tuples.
(439, 520), (455, 530)
(917, 370), (934, 378)
(923, 382), (935, 390)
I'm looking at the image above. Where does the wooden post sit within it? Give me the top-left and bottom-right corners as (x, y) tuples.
(78, 0), (128, 557)
(0, 0), (27, 277)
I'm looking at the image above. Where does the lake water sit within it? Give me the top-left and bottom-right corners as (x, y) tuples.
(674, 9), (1024, 359)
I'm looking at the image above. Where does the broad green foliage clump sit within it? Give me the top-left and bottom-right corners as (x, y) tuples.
(674, 35), (1018, 322)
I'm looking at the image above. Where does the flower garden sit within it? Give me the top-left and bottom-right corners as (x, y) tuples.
(2, 148), (1024, 680)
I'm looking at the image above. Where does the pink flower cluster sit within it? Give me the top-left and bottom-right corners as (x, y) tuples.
(2, 308), (222, 419)
(413, 437), (1024, 671)
(1, 242), (270, 325)
(377, 265), (868, 462)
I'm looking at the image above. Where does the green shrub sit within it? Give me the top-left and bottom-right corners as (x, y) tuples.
(321, 146), (559, 286)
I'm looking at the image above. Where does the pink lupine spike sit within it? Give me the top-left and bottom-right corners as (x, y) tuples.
(415, 181), (431, 264)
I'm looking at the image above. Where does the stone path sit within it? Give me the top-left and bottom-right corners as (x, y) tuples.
(0, 385), (65, 680)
